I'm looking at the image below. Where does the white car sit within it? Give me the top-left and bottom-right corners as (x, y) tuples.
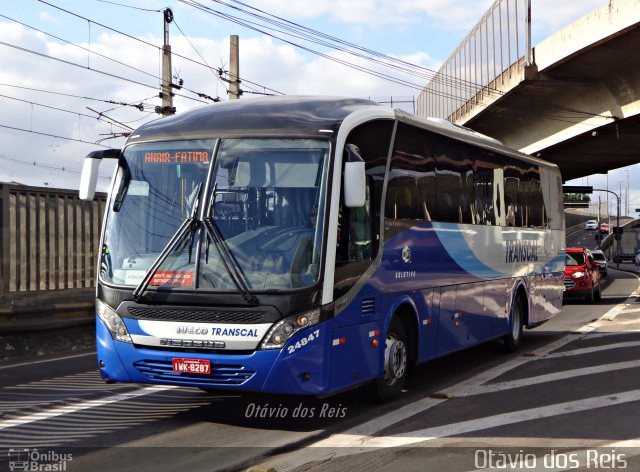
(591, 250), (608, 276)
(585, 220), (598, 230)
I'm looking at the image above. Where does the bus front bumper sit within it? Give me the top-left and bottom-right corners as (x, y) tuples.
(96, 317), (330, 395)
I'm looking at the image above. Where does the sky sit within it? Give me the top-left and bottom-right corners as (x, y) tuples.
(0, 0), (633, 215)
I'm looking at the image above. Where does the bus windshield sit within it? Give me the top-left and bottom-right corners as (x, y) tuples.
(101, 138), (330, 291)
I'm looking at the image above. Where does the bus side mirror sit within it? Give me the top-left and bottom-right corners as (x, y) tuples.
(343, 144), (366, 208)
(79, 149), (120, 200)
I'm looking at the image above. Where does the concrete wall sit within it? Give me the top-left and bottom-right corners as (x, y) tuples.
(0, 183), (107, 330)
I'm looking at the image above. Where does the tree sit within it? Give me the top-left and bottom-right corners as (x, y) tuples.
(563, 193), (590, 203)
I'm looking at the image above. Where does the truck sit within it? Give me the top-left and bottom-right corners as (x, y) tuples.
(612, 227), (640, 263)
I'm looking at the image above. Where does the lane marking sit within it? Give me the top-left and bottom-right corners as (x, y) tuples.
(586, 329), (640, 339)
(544, 340), (640, 358)
(0, 352), (95, 370)
(257, 282), (640, 470)
(0, 385), (175, 431)
(619, 307), (640, 314)
(260, 391), (640, 472)
(316, 389), (640, 449)
(457, 359), (640, 397)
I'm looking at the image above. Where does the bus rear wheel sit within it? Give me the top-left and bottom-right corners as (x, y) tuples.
(503, 295), (524, 353)
(367, 318), (408, 402)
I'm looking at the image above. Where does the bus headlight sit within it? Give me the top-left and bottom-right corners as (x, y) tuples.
(96, 299), (132, 343)
(260, 309), (320, 349)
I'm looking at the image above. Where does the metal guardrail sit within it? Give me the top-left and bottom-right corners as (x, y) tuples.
(418, 0), (530, 120)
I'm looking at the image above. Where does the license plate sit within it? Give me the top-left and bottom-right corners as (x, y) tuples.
(172, 358), (211, 375)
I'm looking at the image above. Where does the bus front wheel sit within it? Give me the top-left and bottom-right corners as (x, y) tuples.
(367, 318), (408, 402)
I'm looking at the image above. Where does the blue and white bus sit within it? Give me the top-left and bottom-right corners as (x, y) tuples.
(80, 97), (565, 401)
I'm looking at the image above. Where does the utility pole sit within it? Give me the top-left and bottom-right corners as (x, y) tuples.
(157, 8), (176, 116)
(626, 169), (630, 217)
(229, 35), (240, 100)
(594, 188), (620, 264)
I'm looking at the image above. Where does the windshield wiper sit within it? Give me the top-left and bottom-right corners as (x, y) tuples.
(202, 186), (258, 306)
(132, 183), (202, 302)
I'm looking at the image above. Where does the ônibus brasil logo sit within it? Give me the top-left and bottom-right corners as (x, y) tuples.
(8, 448), (73, 471)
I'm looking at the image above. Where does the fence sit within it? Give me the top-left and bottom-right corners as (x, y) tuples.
(418, 0), (531, 120)
(0, 183), (107, 325)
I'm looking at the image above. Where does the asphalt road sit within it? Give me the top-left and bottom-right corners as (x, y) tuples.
(1, 269), (639, 472)
(566, 226), (602, 249)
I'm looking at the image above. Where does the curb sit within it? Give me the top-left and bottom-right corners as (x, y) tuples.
(0, 303), (94, 333)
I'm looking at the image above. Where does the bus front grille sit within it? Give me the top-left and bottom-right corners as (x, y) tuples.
(133, 360), (256, 386)
(127, 307), (267, 324)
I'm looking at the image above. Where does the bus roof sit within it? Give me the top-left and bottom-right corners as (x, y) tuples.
(127, 96), (382, 144)
(125, 95), (558, 172)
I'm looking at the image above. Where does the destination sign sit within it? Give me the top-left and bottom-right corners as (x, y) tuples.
(144, 150), (210, 164)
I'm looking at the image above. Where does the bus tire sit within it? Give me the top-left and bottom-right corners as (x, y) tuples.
(503, 295), (524, 353)
(367, 317), (408, 402)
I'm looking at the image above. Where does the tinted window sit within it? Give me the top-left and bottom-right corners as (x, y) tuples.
(335, 120), (393, 298)
(566, 252), (586, 265)
(387, 123), (430, 222)
(388, 122), (549, 229)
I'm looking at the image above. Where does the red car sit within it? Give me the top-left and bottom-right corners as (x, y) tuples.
(599, 223), (610, 234)
(564, 247), (602, 303)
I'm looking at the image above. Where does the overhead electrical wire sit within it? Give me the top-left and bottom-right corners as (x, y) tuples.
(95, 0), (163, 13)
(178, 0), (616, 124)
(0, 13), (162, 86)
(0, 123), (111, 147)
(0, 83), (156, 112)
(0, 39), (209, 105)
(221, 0), (617, 123)
(181, 0), (463, 102)
(0, 151), (111, 180)
(36, 0), (283, 98)
(13, 0), (615, 126)
(172, 17), (223, 99)
(0, 92), (134, 133)
(182, 0), (488, 96)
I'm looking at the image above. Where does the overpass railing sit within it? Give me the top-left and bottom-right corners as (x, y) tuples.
(418, 0), (531, 120)
(0, 183), (107, 323)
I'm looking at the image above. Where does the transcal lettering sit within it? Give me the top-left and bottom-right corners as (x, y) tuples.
(505, 239), (539, 263)
(176, 326), (259, 337)
(212, 327), (259, 337)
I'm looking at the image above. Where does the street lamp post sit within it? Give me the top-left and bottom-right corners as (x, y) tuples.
(626, 169), (630, 217)
(594, 188), (620, 266)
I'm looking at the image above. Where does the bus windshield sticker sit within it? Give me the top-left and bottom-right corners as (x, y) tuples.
(127, 180), (150, 196)
(149, 270), (194, 287)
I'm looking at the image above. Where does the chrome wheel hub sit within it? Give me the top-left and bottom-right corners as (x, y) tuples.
(384, 334), (407, 386)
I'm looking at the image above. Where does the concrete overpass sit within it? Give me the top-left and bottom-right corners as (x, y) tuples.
(418, 0), (640, 182)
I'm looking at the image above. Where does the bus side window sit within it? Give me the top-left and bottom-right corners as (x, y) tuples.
(337, 181), (373, 262)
